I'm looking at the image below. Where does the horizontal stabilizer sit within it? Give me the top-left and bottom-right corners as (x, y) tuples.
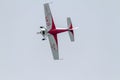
(67, 17), (74, 41)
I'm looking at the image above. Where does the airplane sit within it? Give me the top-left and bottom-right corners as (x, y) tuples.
(37, 3), (78, 60)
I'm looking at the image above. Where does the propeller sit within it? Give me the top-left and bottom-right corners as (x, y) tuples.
(36, 32), (40, 34)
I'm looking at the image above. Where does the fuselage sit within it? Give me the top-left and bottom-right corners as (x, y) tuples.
(48, 28), (69, 35)
(39, 27), (69, 40)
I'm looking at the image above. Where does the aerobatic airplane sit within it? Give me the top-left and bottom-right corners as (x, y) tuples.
(37, 3), (78, 60)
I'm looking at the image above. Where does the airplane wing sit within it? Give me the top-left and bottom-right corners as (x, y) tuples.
(44, 3), (59, 60)
(48, 33), (59, 60)
(44, 3), (56, 31)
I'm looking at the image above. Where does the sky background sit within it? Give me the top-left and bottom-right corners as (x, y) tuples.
(0, 0), (120, 80)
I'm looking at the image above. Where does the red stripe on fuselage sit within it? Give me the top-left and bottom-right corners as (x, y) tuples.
(48, 29), (68, 35)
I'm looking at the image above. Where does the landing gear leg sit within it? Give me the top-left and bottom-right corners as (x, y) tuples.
(42, 38), (45, 41)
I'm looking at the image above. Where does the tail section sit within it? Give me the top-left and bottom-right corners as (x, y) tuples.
(67, 17), (74, 41)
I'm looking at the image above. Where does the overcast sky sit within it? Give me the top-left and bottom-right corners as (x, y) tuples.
(0, 0), (120, 80)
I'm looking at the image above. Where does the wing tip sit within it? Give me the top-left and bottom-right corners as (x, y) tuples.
(53, 56), (59, 60)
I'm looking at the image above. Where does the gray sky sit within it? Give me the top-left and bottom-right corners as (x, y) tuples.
(0, 0), (120, 80)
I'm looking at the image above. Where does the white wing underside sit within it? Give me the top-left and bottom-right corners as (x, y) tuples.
(48, 34), (59, 60)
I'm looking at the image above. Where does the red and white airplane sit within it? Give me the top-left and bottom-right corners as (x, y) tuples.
(37, 3), (78, 60)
